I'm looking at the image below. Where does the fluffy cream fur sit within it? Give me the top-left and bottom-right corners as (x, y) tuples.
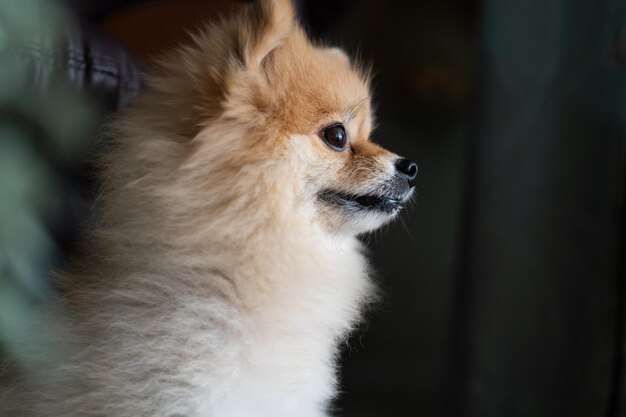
(1, 1), (414, 416)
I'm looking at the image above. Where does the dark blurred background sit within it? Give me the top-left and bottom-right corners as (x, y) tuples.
(0, 1), (624, 416)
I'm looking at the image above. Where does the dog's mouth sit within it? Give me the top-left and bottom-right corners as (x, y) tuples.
(318, 189), (409, 214)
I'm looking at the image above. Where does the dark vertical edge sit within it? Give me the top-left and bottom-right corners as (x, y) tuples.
(606, 108), (626, 417)
(443, 0), (487, 416)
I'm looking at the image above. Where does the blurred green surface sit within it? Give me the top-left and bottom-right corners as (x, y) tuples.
(0, 0), (98, 364)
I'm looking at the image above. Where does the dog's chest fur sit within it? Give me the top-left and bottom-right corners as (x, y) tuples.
(49, 232), (372, 417)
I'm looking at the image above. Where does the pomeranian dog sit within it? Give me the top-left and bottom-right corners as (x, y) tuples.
(1, 0), (417, 416)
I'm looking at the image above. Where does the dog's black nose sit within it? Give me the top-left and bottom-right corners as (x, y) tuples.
(395, 158), (418, 187)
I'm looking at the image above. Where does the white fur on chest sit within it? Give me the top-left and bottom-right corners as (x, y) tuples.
(116, 235), (371, 417)
(7, 231), (371, 417)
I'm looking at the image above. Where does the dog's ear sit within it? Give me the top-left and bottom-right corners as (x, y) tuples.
(238, 0), (295, 68)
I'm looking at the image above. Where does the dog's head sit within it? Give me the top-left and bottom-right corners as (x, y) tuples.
(134, 0), (416, 238)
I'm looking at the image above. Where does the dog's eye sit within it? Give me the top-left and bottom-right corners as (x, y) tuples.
(320, 123), (348, 151)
